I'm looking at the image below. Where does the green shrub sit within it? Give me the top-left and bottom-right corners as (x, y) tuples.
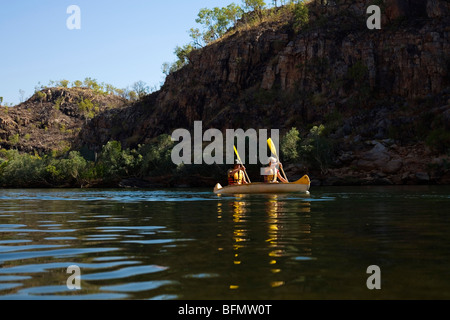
(51, 151), (89, 185)
(72, 80), (83, 87)
(77, 98), (99, 121)
(281, 127), (301, 162)
(292, 2), (309, 31)
(138, 134), (176, 177)
(8, 134), (20, 146)
(0, 150), (46, 187)
(96, 141), (141, 181)
(54, 97), (64, 110)
(35, 91), (47, 106)
(301, 124), (335, 173)
(426, 128), (450, 154)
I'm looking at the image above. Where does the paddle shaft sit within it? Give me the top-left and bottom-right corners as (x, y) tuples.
(234, 146), (251, 183)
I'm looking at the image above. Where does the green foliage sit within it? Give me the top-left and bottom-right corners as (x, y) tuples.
(83, 77), (102, 92)
(96, 141), (141, 181)
(0, 150), (45, 186)
(243, 0), (266, 13)
(163, 44), (196, 75)
(0, 149), (92, 187)
(281, 127), (301, 162)
(77, 98), (99, 120)
(311, 93), (326, 106)
(35, 91), (47, 105)
(347, 61), (369, 83)
(54, 97), (64, 110)
(0, 133), (214, 187)
(43, 78), (147, 101)
(175, 45), (195, 67)
(60, 80), (70, 88)
(8, 134), (20, 146)
(301, 124), (335, 173)
(138, 134), (176, 176)
(426, 128), (450, 154)
(279, 125), (335, 173)
(292, 1), (309, 31)
(45, 151), (90, 185)
(72, 80), (83, 87)
(194, 4), (244, 46)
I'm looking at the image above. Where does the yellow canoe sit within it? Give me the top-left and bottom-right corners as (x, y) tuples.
(214, 175), (311, 195)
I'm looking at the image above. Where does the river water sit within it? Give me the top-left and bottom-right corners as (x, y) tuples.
(0, 186), (449, 300)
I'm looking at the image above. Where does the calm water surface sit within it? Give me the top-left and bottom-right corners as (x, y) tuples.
(0, 186), (449, 300)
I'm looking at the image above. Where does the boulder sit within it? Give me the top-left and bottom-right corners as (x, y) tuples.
(362, 142), (391, 162)
(382, 159), (403, 174)
(416, 172), (430, 182)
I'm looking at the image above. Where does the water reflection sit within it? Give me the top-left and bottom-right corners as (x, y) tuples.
(217, 194), (312, 291)
(2, 187), (448, 299)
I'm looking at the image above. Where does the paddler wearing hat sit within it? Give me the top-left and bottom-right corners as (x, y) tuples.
(262, 157), (288, 183)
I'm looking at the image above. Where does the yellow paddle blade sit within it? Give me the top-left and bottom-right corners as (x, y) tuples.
(267, 138), (278, 158)
(234, 146), (242, 163)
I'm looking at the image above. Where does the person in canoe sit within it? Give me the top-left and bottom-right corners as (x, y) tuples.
(227, 160), (249, 186)
(262, 157), (288, 183)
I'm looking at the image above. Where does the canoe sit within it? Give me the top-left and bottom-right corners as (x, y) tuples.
(214, 175), (311, 195)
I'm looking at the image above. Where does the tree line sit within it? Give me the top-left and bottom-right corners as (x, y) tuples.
(39, 78), (157, 101)
(0, 125), (333, 188)
(1, 78), (158, 107)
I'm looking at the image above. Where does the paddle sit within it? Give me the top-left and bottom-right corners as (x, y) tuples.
(267, 138), (289, 183)
(234, 146), (251, 184)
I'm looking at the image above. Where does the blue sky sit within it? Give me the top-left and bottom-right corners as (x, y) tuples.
(0, 0), (235, 105)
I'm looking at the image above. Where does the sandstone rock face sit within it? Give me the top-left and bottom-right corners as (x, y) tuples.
(265, 16), (448, 100)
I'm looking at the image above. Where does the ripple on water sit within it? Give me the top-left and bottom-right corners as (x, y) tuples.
(82, 265), (168, 281)
(183, 273), (220, 279)
(121, 239), (184, 245)
(0, 260), (140, 274)
(0, 224), (27, 229)
(96, 226), (166, 232)
(0, 247), (118, 263)
(83, 234), (120, 241)
(0, 240), (32, 245)
(0, 244), (66, 254)
(0, 275), (32, 281)
(44, 237), (78, 241)
(100, 280), (176, 293)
